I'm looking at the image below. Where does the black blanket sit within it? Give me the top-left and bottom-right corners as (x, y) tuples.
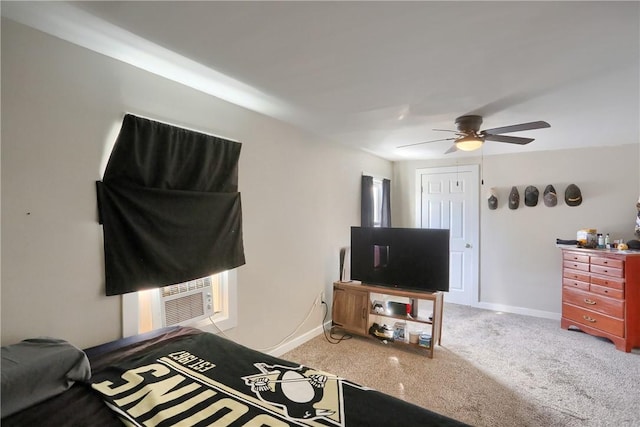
(4, 328), (467, 426)
(91, 329), (465, 426)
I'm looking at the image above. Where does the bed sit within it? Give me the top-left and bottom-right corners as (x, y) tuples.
(2, 327), (468, 426)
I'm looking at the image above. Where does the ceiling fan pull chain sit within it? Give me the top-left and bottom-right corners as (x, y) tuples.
(481, 149), (484, 186)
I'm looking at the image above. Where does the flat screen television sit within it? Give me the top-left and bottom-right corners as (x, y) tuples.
(350, 226), (450, 293)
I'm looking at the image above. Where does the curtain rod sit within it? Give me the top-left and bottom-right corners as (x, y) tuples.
(124, 112), (240, 143)
(362, 172), (390, 181)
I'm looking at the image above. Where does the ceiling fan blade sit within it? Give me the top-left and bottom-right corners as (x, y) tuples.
(444, 144), (458, 154)
(482, 121), (550, 135)
(432, 128), (460, 133)
(397, 137), (456, 149)
(484, 134), (534, 145)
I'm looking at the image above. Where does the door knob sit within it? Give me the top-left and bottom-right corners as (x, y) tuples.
(465, 243), (472, 248)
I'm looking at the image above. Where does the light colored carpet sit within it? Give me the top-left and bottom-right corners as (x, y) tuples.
(282, 303), (640, 426)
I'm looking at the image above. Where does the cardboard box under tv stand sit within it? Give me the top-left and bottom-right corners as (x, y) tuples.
(332, 281), (443, 358)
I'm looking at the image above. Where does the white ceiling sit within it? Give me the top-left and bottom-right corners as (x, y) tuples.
(4, 1), (639, 160)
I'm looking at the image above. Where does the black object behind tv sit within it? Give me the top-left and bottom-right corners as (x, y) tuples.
(350, 226), (450, 293)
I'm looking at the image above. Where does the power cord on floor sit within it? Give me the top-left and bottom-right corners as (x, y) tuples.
(321, 300), (352, 344)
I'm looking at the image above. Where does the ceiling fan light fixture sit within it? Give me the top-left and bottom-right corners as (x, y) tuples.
(455, 134), (484, 151)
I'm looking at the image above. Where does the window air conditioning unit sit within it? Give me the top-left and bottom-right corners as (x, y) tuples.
(160, 277), (214, 326)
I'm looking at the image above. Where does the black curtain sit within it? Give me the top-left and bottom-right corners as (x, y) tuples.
(361, 175), (391, 228)
(361, 175), (374, 227)
(381, 178), (391, 228)
(96, 114), (245, 296)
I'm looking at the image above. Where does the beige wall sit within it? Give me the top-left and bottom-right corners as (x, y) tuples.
(393, 144), (640, 316)
(3, 18), (638, 350)
(1, 19), (391, 348)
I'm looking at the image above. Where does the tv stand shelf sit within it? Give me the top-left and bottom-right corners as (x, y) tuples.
(332, 281), (443, 358)
(373, 311), (433, 325)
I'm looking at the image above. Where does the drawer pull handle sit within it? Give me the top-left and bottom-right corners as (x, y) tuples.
(582, 315), (596, 323)
(583, 298), (596, 305)
(362, 308), (366, 319)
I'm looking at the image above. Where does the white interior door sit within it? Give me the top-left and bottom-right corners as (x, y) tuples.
(416, 165), (479, 305)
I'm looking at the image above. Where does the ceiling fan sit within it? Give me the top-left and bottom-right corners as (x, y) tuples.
(398, 115), (550, 154)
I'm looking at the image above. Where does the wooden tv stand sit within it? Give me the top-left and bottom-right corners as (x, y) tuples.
(332, 281), (443, 358)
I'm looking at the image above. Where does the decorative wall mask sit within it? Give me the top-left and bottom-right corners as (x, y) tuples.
(543, 185), (557, 207)
(508, 186), (520, 210)
(565, 184), (582, 206)
(524, 185), (539, 207)
(488, 188), (498, 210)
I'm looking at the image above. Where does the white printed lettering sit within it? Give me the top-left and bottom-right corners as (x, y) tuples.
(92, 363), (170, 397)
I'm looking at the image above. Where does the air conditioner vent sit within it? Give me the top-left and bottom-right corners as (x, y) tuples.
(164, 292), (205, 326)
(160, 277), (213, 326)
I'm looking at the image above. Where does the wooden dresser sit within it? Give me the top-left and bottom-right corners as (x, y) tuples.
(560, 248), (640, 352)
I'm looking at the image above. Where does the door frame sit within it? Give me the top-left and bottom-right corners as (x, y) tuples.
(414, 164), (480, 306)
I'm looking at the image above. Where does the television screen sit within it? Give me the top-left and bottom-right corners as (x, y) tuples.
(350, 227), (450, 292)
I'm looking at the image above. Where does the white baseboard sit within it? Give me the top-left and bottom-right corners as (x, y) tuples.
(473, 301), (561, 321)
(267, 321), (332, 357)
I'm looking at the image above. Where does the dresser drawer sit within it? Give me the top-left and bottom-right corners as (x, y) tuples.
(562, 303), (624, 337)
(590, 283), (624, 300)
(590, 274), (624, 291)
(590, 256), (623, 269)
(563, 260), (590, 272)
(590, 264), (624, 278)
(563, 287), (624, 318)
(563, 277), (589, 290)
(563, 268), (590, 283)
(563, 252), (590, 263)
